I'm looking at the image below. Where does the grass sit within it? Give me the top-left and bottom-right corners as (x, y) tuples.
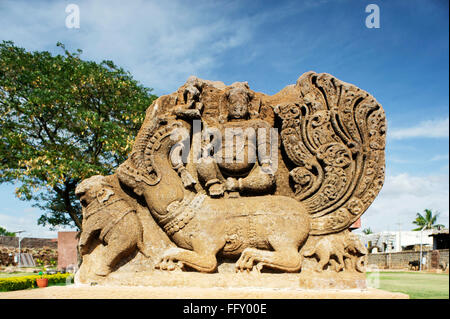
(366, 271), (449, 299)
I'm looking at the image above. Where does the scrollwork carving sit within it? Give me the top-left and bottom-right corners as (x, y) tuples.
(275, 71), (386, 235)
(316, 142), (352, 168)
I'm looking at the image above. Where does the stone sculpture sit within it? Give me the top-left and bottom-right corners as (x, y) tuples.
(302, 230), (367, 273)
(75, 175), (149, 276)
(75, 71), (386, 287)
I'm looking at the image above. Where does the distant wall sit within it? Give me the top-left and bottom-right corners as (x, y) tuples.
(0, 233), (80, 269)
(0, 236), (57, 249)
(367, 249), (449, 270)
(57, 231), (79, 270)
(0, 247), (57, 267)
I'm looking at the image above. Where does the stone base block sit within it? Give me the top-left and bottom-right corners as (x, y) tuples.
(0, 285), (409, 299)
(76, 270), (367, 290)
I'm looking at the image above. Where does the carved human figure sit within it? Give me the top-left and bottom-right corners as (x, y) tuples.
(196, 82), (275, 197)
(75, 175), (147, 276)
(173, 76), (204, 120)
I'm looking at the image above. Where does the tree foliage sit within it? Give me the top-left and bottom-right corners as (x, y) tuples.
(0, 41), (157, 230)
(412, 209), (444, 231)
(362, 228), (373, 235)
(0, 226), (16, 237)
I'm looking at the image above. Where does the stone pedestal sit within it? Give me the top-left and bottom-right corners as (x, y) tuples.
(0, 285), (409, 299)
(76, 269), (368, 290)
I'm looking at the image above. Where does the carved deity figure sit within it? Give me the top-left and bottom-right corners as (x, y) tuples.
(196, 82), (275, 197)
(173, 76), (204, 120)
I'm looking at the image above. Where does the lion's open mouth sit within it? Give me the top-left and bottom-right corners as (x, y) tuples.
(77, 193), (88, 207)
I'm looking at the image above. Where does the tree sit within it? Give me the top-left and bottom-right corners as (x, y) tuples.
(362, 228), (373, 235)
(0, 41), (157, 230)
(412, 209), (445, 231)
(0, 226), (16, 237)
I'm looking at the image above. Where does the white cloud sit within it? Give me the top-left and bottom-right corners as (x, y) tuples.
(389, 118), (449, 140)
(361, 173), (449, 232)
(0, 0), (263, 94)
(430, 154), (449, 162)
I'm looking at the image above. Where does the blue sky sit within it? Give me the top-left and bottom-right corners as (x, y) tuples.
(0, 0), (448, 237)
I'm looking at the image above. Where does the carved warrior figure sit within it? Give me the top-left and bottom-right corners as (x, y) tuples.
(76, 71), (386, 275)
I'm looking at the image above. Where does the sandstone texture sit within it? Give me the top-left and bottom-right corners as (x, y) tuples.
(0, 285), (407, 299)
(74, 72), (386, 289)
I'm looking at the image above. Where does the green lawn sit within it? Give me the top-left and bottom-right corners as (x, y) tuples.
(367, 271), (449, 299)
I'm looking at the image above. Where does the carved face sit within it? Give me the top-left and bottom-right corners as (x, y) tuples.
(77, 186), (98, 208)
(75, 175), (114, 210)
(227, 88), (250, 119)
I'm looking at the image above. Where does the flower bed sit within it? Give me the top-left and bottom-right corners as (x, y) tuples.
(0, 247), (58, 267)
(0, 273), (73, 292)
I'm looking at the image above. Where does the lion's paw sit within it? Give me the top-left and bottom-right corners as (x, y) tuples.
(155, 258), (184, 271)
(235, 251), (256, 273)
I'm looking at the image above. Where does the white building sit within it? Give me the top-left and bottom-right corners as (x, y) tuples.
(357, 230), (434, 253)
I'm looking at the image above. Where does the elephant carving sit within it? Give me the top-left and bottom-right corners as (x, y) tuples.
(344, 232), (368, 273)
(75, 175), (148, 276)
(302, 231), (367, 273)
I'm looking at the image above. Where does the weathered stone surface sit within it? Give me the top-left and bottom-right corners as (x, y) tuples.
(0, 285), (408, 299)
(75, 269), (367, 290)
(75, 72), (386, 288)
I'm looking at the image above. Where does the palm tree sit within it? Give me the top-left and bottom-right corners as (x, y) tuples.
(362, 228), (373, 235)
(412, 209), (445, 231)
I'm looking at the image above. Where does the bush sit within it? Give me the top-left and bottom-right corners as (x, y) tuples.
(0, 276), (36, 292)
(0, 273), (73, 292)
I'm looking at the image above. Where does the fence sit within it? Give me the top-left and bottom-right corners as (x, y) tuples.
(367, 249), (449, 270)
(0, 236), (57, 249)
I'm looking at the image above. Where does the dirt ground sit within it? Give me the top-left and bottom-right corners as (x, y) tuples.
(0, 285), (408, 299)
